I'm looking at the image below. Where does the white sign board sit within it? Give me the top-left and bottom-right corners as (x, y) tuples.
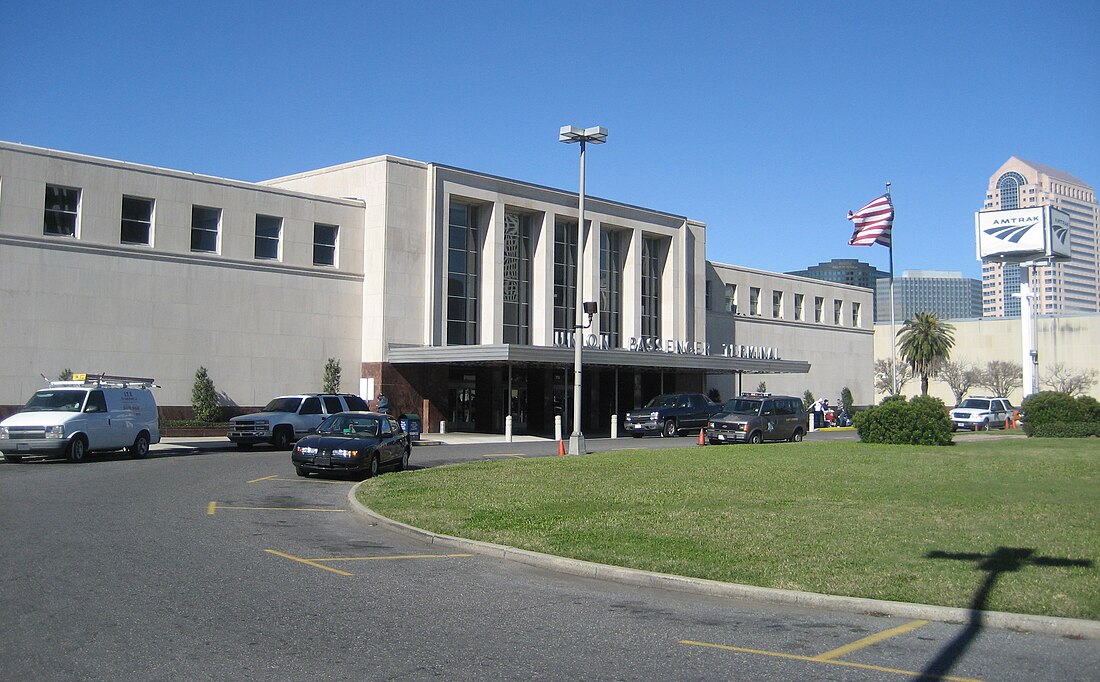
(976, 206), (1071, 262)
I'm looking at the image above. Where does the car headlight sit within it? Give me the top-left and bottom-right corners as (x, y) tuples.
(650, 411), (660, 420)
(332, 449), (358, 458)
(0, 426), (8, 439)
(45, 425), (65, 439)
(297, 445), (318, 455)
(256, 419), (270, 426)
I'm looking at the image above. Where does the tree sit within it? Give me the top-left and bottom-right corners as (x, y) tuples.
(874, 359), (913, 397)
(937, 360), (981, 406)
(57, 368), (73, 381)
(323, 357), (341, 394)
(979, 360), (1023, 398)
(896, 312), (955, 396)
(803, 390), (815, 410)
(756, 381), (767, 393)
(707, 387), (722, 403)
(1041, 363), (1098, 397)
(191, 366), (221, 422)
(839, 387), (854, 414)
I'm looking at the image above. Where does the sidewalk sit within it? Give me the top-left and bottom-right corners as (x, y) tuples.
(153, 431), (555, 453)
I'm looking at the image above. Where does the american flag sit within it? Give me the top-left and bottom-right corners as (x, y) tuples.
(847, 194), (893, 247)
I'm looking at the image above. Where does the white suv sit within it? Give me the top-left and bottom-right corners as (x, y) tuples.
(228, 394), (370, 449)
(950, 397), (1015, 431)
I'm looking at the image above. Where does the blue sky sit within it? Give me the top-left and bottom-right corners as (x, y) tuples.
(2, 1), (1097, 279)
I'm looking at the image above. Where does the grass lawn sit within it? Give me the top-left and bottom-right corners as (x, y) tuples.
(356, 438), (1100, 620)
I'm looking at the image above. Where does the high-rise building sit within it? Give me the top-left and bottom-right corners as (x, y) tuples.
(874, 270), (982, 322)
(980, 158), (1099, 317)
(786, 258), (889, 320)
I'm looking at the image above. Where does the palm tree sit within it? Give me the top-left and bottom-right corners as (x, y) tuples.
(896, 312), (955, 396)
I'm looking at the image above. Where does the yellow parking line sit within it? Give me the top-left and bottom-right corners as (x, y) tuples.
(248, 474), (279, 483)
(306, 553), (474, 563)
(680, 640), (982, 682)
(813, 619), (929, 661)
(207, 501), (217, 515)
(265, 549), (353, 576)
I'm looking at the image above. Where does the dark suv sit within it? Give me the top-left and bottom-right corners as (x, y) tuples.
(623, 393), (721, 438)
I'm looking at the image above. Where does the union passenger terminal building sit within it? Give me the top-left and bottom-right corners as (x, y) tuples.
(0, 142), (873, 434)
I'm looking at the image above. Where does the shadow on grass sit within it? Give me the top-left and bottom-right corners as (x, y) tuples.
(917, 547), (1092, 681)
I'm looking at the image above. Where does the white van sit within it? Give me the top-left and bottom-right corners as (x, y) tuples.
(0, 374), (160, 463)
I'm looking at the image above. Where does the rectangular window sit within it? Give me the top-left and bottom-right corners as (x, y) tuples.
(640, 237), (661, 338)
(724, 284), (736, 313)
(833, 300), (843, 325)
(313, 223), (338, 266)
(255, 214), (282, 260)
(749, 287), (761, 315)
(814, 296), (824, 323)
(852, 301), (861, 327)
(502, 211), (531, 345)
(794, 293), (804, 321)
(553, 219), (578, 337)
(447, 203), (479, 345)
(44, 185), (80, 237)
(600, 229), (623, 348)
(120, 196), (153, 245)
(772, 290), (783, 318)
(190, 205), (220, 253)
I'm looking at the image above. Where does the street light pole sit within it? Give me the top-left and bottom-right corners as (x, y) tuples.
(559, 125), (607, 455)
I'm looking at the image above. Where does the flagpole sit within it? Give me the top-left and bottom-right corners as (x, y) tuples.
(887, 181), (897, 395)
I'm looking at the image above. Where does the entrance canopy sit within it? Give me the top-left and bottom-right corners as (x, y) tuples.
(386, 344), (810, 375)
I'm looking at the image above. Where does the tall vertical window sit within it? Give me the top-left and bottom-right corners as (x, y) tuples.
(44, 185), (80, 237)
(724, 284), (736, 312)
(313, 223), (338, 266)
(814, 296), (824, 323)
(599, 229), (623, 347)
(833, 300), (843, 325)
(794, 293), (804, 321)
(996, 172), (1027, 209)
(190, 205), (220, 253)
(255, 215), (282, 260)
(852, 301), (861, 327)
(749, 287), (761, 315)
(772, 290), (783, 318)
(553, 219), (577, 337)
(448, 203), (479, 345)
(640, 237), (661, 338)
(120, 196), (153, 245)
(502, 211), (531, 345)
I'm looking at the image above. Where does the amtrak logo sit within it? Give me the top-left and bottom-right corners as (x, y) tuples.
(984, 217), (1040, 244)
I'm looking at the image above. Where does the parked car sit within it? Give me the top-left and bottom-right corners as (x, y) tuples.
(0, 374), (160, 463)
(291, 412), (410, 478)
(229, 393), (370, 449)
(707, 393), (807, 444)
(950, 397), (1015, 431)
(623, 393), (721, 437)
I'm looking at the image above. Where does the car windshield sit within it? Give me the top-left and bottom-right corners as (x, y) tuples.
(262, 397), (303, 413)
(316, 415), (379, 437)
(22, 390), (87, 412)
(644, 395), (679, 408)
(722, 399), (763, 415)
(958, 399), (991, 410)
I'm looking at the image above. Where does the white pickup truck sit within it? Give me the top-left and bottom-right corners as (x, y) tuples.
(228, 393), (370, 449)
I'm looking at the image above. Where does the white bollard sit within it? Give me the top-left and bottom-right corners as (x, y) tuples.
(611, 413), (618, 439)
(554, 415), (562, 442)
(440, 420), (447, 435)
(505, 415), (513, 442)
(808, 414), (815, 433)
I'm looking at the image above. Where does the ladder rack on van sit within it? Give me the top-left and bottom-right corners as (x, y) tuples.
(49, 373), (159, 389)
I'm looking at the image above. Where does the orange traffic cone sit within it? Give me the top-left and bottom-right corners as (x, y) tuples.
(697, 428), (706, 446)
(558, 439), (566, 456)
(1005, 417), (1013, 429)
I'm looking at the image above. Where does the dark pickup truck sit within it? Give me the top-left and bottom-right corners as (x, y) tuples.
(623, 393), (722, 438)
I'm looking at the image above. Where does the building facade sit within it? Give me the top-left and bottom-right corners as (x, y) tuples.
(0, 141), (874, 432)
(874, 270), (982, 323)
(787, 258), (889, 322)
(980, 158), (1099, 318)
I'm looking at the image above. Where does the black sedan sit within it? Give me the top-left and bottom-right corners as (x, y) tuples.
(291, 412), (410, 478)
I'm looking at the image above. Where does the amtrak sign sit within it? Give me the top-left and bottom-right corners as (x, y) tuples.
(976, 206), (1072, 262)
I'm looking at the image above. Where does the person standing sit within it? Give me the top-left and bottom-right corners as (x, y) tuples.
(375, 393), (390, 414)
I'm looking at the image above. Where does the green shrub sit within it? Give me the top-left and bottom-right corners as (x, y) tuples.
(854, 395), (953, 445)
(1022, 391), (1100, 438)
(191, 366), (221, 422)
(323, 357), (341, 394)
(803, 390), (815, 410)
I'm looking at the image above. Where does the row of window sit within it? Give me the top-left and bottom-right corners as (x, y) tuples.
(707, 282), (863, 327)
(41, 184), (340, 267)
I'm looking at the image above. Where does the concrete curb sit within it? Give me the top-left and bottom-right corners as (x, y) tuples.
(347, 486), (1100, 640)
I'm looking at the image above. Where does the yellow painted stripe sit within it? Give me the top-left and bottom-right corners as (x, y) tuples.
(215, 505), (345, 512)
(679, 640), (983, 682)
(248, 474), (279, 483)
(306, 553), (474, 563)
(265, 549), (353, 576)
(813, 619), (929, 661)
(207, 501), (217, 515)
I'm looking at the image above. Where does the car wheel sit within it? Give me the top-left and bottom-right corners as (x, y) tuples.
(366, 453), (380, 478)
(788, 428), (803, 443)
(295, 466), (309, 478)
(981, 420), (991, 432)
(661, 420), (677, 438)
(3, 454), (23, 463)
(396, 447), (410, 472)
(748, 431), (763, 445)
(129, 432), (150, 459)
(273, 427), (292, 450)
(67, 437), (88, 463)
